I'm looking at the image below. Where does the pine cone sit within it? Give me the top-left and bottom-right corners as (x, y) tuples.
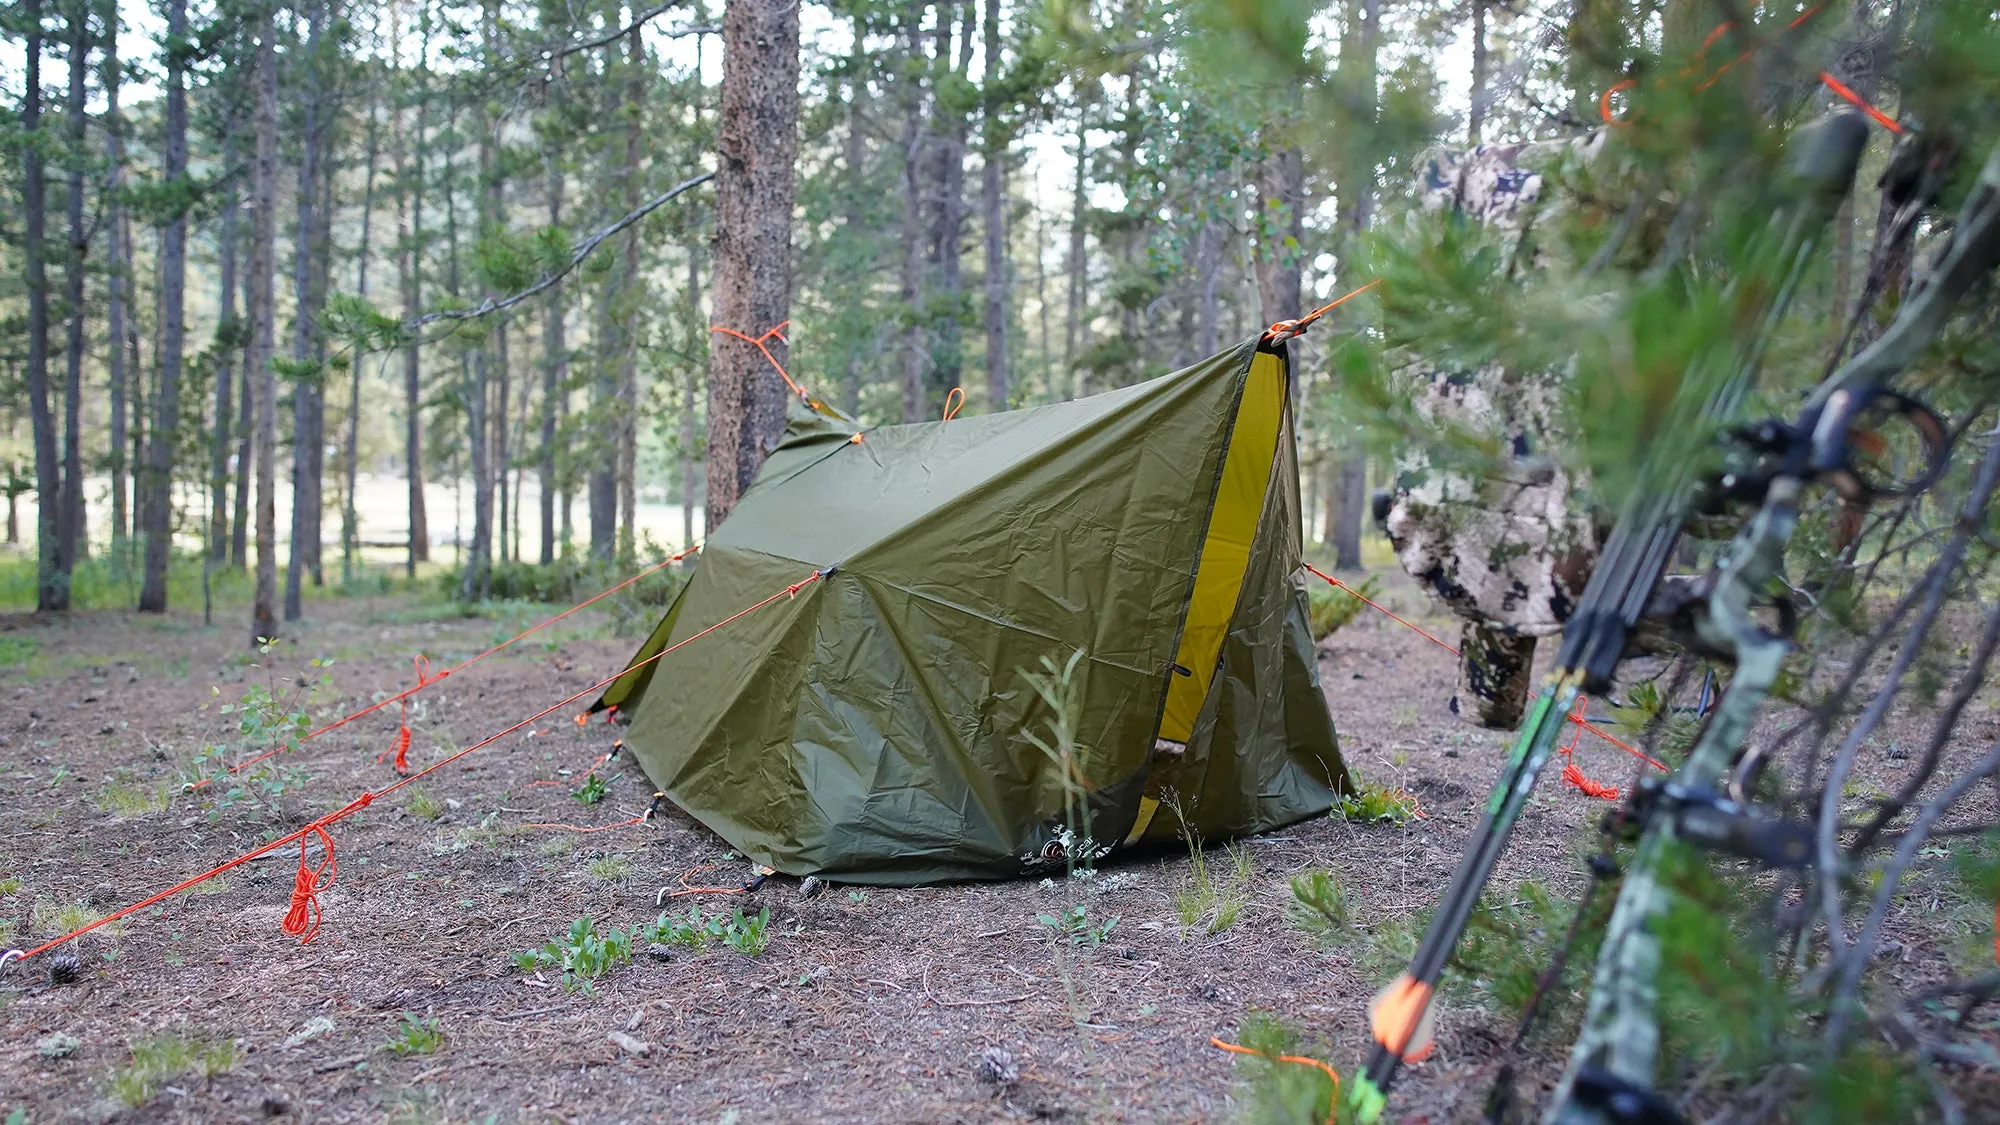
(49, 951), (82, 985)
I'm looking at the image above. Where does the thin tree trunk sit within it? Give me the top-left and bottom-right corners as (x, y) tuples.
(1064, 98), (1088, 392)
(923, 0), (969, 415)
(138, 0), (189, 612)
(1468, 0), (1488, 145)
(540, 156), (565, 565)
(232, 255), (252, 568)
(58, 0), (89, 581)
(898, 14), (928, 423)
(1330, 0), (1381, 570)
(396, 7), (431, 573)
(681, 243), (701, 550)
(704, 0), (799, 529)
(286, 1), (325, 621)
(103, 1), (129, 563)
(614, 21), (646, 560)
(209, 129), (239, 566)
(980, 0), (1008, 412)
(345, 95), (380, 586)
(24, 0), (63, 611)
(250, 12), (281, 644)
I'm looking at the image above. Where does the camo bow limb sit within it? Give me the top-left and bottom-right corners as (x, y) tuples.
(1547, 139), (2000, 1125)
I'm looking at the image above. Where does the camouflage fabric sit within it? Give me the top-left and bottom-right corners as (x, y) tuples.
(1376, 137), (1603, 729)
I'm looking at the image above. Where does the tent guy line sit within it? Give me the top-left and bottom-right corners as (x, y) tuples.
(0, 568), (826, 969)
(188, 541), (704, 789)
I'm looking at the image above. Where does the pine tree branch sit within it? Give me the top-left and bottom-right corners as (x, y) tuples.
(412, 171), (714, 333)
(535, 3), (713, 67)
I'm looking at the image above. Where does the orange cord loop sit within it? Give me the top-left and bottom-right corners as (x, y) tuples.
(941, 387), (965, 422)
(281, 827), (338, 944)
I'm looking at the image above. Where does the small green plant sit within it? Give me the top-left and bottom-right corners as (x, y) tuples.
(404, 787), (445, 822)
(1221, 1009), (1339, 1125)
(381, 1013), (444, 1056)
(1288, 868), (1350, 946)
(511, 917), (633, 993)
(31, 900), (115, 940)
(1307, 573), (1381, 639)
(97, 776), (171, 817)
(0, 877), (22, 895)
(586, 855), (634, 883)
(1171, 795), (1253, 935)
(1334, 783), (1422, 825)
(537, 835), (576, 857)
(644, 905), (774, 957)
(109, 1033), (236, 1107)
(1038, 902), (1119, 947)
(721, 907), (772, 955)
(571, 771), (612, 806)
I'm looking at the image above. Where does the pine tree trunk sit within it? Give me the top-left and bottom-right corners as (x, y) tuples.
(286, 0), (325, 621)
(980, 0), (1008, 412)
(898, 15), (928, 423)
(103, 3), (129, 563)
(704, 0), (799, 529)
(345, 96), (380, 586)
(209, 128), (238, 566)
(232, 254), (252, 568)
(616, 22), (645, 561)
(138, 0), (189, 613)
(1468, 0), (1488, 145)
(251, 11), (281, 644)
(58, 0), (88, 581)
(681, 243), (701, 550)
(23, 0), (63, 612)
(923, 0), (969, 414)
(396, 9), (431, 573)
(1330, 0), (1381, 571)
(1255, 145), (1305, 325)
(540, 157), (565, 565)
(1064, 99), (1089, 394)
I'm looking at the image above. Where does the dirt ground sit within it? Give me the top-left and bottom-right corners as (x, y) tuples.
(1, 569), (1995, 1124)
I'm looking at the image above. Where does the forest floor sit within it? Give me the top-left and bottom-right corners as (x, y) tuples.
(1, 566), (1996, 1124)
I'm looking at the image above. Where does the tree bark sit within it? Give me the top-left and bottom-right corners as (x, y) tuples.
(980, 0), (1009, 412)
(1064, 97), (1089, 393)
(616, 21), (646, 561)
(345, 95), (381, 586)
(1255, 144), (1305, 326)
(1330, 0), (1381, 571)
(681, 242), (701, 550)
(138, 0), (189, 613)
(922, 0), (970, 415)
(23, 0), (63, 611)
(250, 10), (281, 644)
(704, 0), (799, 530)
(395, 6), (431, 573)
(232, 254), (252, 568)
(209, 130), (239, 566)
(103, 0), (129, 562)
(286, 0), (326, 621)
(1468, 0), (1488, 145)
(898, 14), (928, 423)
(540, 154), (565, 565)
(58, 0), (89, 580)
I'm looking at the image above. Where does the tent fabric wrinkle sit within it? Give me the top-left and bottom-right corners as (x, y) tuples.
(598, 336), (1354, 884)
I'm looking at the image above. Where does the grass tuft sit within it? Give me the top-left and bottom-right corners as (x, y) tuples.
(381, 1013), (445, 1056)
(109, 1033), (236, 1106)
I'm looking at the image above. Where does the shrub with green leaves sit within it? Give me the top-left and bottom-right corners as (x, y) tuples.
(511, 917), (634, 993)
(644, 905), (774, 957)
(1332, 783), (1421, 825)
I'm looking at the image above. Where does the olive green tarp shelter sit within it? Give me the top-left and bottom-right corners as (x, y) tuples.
(593, 336), (1353, 884)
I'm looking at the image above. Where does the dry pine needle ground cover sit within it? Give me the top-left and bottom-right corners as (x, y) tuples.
(0, 572), (1995, 1124)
